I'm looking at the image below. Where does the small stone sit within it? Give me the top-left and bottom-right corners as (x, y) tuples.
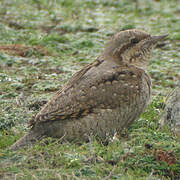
(105, 81), (111, 85)
(159, 85), (180, 137)
(114, 93), (117, 97)
(91, 86), (97, 90)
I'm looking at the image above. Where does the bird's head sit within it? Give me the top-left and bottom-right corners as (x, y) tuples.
(104, 29), (167, 69)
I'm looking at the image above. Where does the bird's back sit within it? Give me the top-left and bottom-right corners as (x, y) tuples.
(30, 59), (151, 141)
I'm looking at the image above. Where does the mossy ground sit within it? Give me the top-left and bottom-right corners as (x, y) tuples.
(0, 0), (179, 179)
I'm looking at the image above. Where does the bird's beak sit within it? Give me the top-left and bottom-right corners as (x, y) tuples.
(143, 34), (168, 48)
(150, 34), (168, 44)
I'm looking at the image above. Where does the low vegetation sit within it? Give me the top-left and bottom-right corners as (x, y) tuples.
(0, 0), (179, 179)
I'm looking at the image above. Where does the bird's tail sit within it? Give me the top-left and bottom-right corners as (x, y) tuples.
(9, 130), (41, 151)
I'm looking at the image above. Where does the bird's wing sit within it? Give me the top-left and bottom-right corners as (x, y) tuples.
(29, 61), (150, 126)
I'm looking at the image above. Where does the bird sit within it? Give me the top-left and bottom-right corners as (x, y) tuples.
(10, 29), (167, 150)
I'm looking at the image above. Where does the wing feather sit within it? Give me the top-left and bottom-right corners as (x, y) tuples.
(29, 60), (150, 126)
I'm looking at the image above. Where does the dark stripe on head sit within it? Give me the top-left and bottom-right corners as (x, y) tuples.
(117, 42), (136, 55)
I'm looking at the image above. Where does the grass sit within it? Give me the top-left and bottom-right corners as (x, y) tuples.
(0, 0), (179, 179)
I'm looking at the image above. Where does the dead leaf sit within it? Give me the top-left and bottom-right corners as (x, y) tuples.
(156, 149), (177, 165)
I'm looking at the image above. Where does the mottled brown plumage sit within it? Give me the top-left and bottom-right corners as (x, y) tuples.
(10, 29), (167, 150)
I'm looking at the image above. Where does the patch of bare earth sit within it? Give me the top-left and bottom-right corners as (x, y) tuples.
(0, 44), (50, 57)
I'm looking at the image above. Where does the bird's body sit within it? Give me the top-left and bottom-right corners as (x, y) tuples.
(10, 29), (167, 150)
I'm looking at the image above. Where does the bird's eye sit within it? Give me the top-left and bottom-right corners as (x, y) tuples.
(131, 38), (139, 44)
